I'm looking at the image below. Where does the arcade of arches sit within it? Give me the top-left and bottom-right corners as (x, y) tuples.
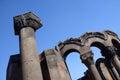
(7, 12), (120, 80)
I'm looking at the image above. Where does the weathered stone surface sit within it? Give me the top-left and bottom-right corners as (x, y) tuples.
(7, 54), (22, 80)
(14, 12), (43, 80)
(41, 49), (71, 80)
(96, 58), (113, 80)
(14, 12), (42, 35)
(7, 12), (120, 80)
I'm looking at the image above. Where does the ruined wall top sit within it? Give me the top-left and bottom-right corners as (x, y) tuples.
(55, 30), (119, 58)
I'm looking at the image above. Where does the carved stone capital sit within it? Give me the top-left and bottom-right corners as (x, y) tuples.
(101, 46), (116, 59)
(14, 12), (42, 35)
(80, 51), (94, 67)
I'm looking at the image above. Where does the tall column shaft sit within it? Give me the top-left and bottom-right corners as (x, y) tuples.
(20, 27), (43, 80)
(111, 55), (120, 75)
(89, 64), (102, 80)
(81, 51), (102, 80)
(14, 12), (43, 80)
(110, 64), (120, 80)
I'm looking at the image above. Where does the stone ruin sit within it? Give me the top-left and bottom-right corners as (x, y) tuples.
(7, 12), (120, 80)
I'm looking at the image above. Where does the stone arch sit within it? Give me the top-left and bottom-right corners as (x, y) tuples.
(57, 38), (82, 59)
(57, 38), (86, 80)
(79, 30), (120, 58)
(80, 31), (107, 46)
(79, 31), (107, 59)
(55, 30), (120, 80)
(57, 30), (118, 58)
(80, 30), (119, 47)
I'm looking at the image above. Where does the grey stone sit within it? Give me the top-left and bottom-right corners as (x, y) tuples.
(7, 12), (120, 80)
(14, 12), (42, 35)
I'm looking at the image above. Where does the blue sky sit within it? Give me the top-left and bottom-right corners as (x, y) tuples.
(1, 0), (120, 80)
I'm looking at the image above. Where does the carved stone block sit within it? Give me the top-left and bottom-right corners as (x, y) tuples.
(14, 12), (42, 35)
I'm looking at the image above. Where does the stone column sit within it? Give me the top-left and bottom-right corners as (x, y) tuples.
(14, 12), (43, 80)
(96, 58), (113, 80)
(101, 46), (120, 75)
(80, 51), (102, 80)
(110, 63), (120, 80)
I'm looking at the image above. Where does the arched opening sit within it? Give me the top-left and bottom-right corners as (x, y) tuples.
(90, 43), (115, 80)
(112, 39), (120, 48)
(91, 47), (104, 62)
(112, 39), (120, 57)
(90, 42), (105, 62)
(66, 52), (87, 80)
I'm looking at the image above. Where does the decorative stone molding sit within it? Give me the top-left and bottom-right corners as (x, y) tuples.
(80, 51), (94, 67)
(103, 30), (118, 38)
(14, 12), (42, 35)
